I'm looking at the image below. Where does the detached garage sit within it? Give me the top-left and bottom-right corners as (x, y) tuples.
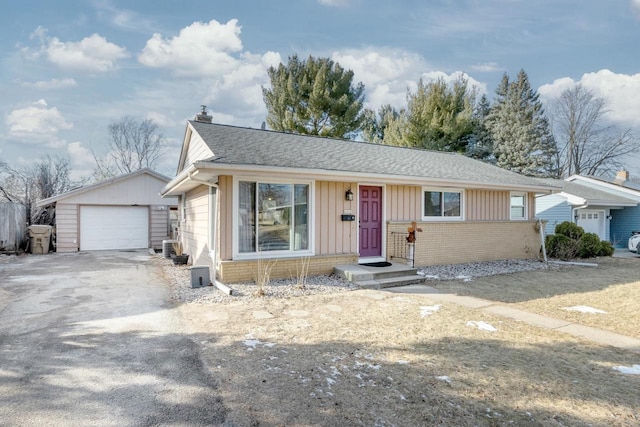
(37, 169), (178, 252)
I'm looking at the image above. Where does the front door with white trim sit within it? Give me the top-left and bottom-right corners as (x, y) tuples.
(577, 209), (605, 240)
(359, 186), (382, 258)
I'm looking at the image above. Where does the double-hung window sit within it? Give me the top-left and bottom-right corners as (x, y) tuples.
(510, 193), (527, 220)
(237, 179), (310, 255)
(422, 188), (463, 220)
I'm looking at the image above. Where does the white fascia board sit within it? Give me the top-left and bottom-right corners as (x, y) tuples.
(567, 175), (640, 199)
(191, 161), (556, 193)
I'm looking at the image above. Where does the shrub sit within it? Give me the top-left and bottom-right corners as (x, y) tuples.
(577, 232), (601, 258)
(555, 221), (584, 240)
(599, 240), (615, 257)
(546, 234), (577, 260)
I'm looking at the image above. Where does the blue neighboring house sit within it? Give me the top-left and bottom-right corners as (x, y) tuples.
(536, 171), (640, 247)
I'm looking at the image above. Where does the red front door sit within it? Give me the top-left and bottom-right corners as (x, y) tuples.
(359, 186), (382, 258)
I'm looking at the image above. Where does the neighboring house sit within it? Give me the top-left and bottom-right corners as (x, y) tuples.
(161, 113), (555, 283)
(37, 169), (178, 252)
(536, 171), (640, 246)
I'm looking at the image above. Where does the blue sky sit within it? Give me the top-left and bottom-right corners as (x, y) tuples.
(1, 0), (639, 180)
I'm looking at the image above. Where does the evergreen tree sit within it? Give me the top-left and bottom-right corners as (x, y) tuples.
(486, 70), (557, 177)
(361, 105), (401, 144)
(465, 94), (494, 161)
(262, 55), (365, 139)
(403, 76), (477, 152)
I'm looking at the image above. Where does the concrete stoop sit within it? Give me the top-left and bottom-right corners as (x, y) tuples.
(333, 263), (424, 289)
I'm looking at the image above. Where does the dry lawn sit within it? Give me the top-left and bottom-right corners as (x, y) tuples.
(428, 257), (640, 340)
(178, 268), (640, 426)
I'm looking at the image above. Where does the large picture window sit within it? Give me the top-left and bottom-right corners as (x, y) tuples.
(238, 180), (310, 254)
(423, 189), (463, 220)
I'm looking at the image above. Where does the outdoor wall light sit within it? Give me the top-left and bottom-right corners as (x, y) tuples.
(606, 214), (613, 220)
(345, 187), (354, 201)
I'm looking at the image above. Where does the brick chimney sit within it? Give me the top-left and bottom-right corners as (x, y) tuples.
(615, 170), (629, 184)
(195, 105), (212, 123)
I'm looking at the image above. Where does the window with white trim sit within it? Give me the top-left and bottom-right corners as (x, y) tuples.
(510, 193), (527, 220)
(422, 188), (463, 220)
(238, 180), (310, 254)
(180, 194), (187, 223)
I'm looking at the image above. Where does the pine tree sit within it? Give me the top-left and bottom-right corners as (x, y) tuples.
(465, 94), (494, 161)
(486, 70), (557, 177)
(262, 55), (365, 139)
(403, 76), (476, 152)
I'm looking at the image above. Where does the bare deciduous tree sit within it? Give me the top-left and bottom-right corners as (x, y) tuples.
(93, 116), (165, 179)
(552, 84), (636, 177)
(0, 155), (80, 224)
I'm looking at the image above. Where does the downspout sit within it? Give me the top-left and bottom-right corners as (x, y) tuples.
(571, 204), (588, 224)
(537, 218), (548, 263)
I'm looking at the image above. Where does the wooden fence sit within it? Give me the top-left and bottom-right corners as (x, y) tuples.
(0, 202), (26, 252)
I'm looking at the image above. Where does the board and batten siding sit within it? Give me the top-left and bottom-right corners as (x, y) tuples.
(182, 131), (213, 172)
(218, 176), (233, 261)
(182, 185), (211, 266)
(55, 203), (79, 252)
(535, 194), (572, 236)
(385, 186), (525, 222)
(315, 181), (358, 255)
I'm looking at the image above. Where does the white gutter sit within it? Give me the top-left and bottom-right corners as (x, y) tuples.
(189, 160), (556, 193)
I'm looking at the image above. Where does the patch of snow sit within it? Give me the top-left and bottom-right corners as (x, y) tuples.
(613, 365), (640, 375)
(456, 275), (472, 282)
(420, 304), (441, 317)
(422, 274), (440, 280)
(562, 305), (607, 314)
(435, 375), (451, 383)
(466, 321), (497, 332)
(396, 360), (409, 364)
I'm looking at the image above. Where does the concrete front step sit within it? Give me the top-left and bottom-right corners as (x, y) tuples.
(334, 263), (423, 289)
(356, 274), (425, 290)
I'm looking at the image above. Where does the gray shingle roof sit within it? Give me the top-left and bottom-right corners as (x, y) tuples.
(537, 178), (637, 205)
(189, 121), (553, 190)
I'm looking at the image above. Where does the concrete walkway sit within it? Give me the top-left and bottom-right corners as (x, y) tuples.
(387, 284), (640, 353)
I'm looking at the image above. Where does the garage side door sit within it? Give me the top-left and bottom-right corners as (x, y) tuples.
(80, 206), (149, 250)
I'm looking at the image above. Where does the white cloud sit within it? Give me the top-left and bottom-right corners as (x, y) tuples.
(539, 70), (640, 128)
(67, 141), (95, 180)
(44, 33), (129, 72)
(331, 48), (430, 109)
(318, 0), (351, 7)
(23, 78), (77, 90)
(6, 100), (73, 146)
(632, 0), (640, 18)
(470, 62), (502, 72)
(138, 19), (245, 77)
(331, 48), (487, 110)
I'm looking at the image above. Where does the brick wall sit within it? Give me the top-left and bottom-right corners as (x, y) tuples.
(218, 253), (358, 283)
(387, 221), (542, 266)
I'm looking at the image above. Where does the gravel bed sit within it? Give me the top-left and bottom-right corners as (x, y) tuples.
(161, 257), (553, 304)
(418, 258), (554, 281)
(161, 258), (357, 305)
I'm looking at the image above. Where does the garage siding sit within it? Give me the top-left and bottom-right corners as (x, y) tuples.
(150, 206), (170, 249)
(55, 203), (79, 252)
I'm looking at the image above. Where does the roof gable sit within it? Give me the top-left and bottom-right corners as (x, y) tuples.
(566, 175), (640, 200)
(38, 168), (176, 207)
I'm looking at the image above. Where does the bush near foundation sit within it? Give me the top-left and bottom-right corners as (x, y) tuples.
(545, 221), (613, 259)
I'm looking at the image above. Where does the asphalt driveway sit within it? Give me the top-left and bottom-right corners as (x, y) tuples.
(0, 250), (226, 426)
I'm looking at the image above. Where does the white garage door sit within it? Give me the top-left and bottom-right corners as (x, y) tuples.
(80, 206), (149, 250)
(577, 209), (605, 240)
